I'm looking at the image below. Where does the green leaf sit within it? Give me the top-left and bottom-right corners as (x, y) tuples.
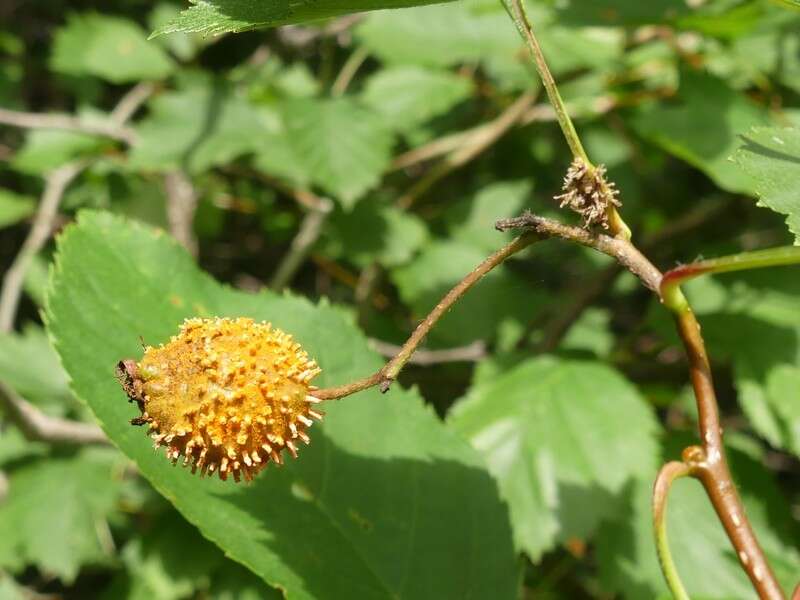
(632, 71), (771, 194)
(354, 2), (520, 69)
(129, 83), (278, 174)
(0, 449), (123, 583)
(258, 98), (395, 208)
(686, 272), (800, 457)
(391, 239), (548, 346)
(0, 190), (34, 229)
(0, 325), (73, 415)
(151, 0), (457, 37)
(51, 13), (173, 83)
(361, 66), (473, 131)
(445, 180), (531, 254)
(0, 427), (47, 468)
(596, 435), (800, 598)
(46, 210), (519, 599)
(119, 514), (224, 600)
(11, 129), (105, 175)
(732, 126), (800, 244)
(356, 0), (620, 87)
(323, 202), (429, 268)
(448, 356), (660, 561)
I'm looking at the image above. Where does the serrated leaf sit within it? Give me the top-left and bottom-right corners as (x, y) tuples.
(632, 71), (771, 194)
(11, 129), (105, 176)
(0, 325), (73, 415)
(732, 126), (800, 244)
(361, 66), (473, 131)
(129, 83), (278, 174)
(687, 272), (800, 458)
(46, 210), (518, 600)
(0, 190), (34, 229)
(356, 0), (621, 87)
(120, 514), (224, 600)
(51, 13), (173, 83)
(445, 180), (531, 253)
(256, 98), (394, 208)
(323, 201), (429, 268)
(151, 0), (456, 37)
(354, 2), (521, 68)
(448, 356), (660, 561)
(0, 449), (123, 583)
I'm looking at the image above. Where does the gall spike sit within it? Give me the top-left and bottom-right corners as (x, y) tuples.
(116, 317), (323, 482)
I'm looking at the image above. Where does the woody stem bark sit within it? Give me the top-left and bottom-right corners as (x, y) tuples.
(313, 233), (540, 400)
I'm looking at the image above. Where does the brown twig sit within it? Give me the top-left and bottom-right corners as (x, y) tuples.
(0, 381), (107, 445)
(331, 46), (369, 97)
(495, 212), (661, 291)
(369, 339), (486, 365)
(500, 211), (785, 599)
(532, 198), (727, 352)
(0, 83), (153, 447)
(0, 82), (153, 145)
(270, 196), (333, 290)
(0, 109), (136, 144)
(164, 170), (199, 257)
(0, 82), (154, 333)
(395, 92), (536, 209)
(109, 82), (156, 126)
(314, 232), (540, 399)
(0, 161), (86, 332)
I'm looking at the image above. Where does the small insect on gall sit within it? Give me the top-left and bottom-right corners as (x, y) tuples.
(117, 317), (324, 482)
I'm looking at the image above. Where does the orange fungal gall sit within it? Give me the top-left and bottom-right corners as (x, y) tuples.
(116, 317), (324, 482)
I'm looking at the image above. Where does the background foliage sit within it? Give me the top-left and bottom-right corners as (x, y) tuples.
(0, 0), (799, 598)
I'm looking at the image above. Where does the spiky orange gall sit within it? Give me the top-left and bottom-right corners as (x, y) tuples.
(116, 317), (324, 482)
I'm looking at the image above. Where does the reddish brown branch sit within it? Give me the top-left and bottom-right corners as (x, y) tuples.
(313, 233), (540, 400)
(500, 210), (786, 599)
(672, 309), (783, 598)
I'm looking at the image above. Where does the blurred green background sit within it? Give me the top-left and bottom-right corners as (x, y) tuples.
(0, 0), (799, 598)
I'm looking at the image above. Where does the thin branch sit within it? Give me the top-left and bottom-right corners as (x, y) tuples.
(661, 246), (800, 294)
(668, 308), (784, 599)
(0, 381), (107, 445)
(0, 109), (136, 144)
(653, 461), (691, 600)
(270, 196), (334, 291)
(331, 46), (369, 97)
(395, 92), (536, 209)
(0, 161), (86, 332)
(0, 470), (7, 503)
(164, 170), (199, 257)
(0, 82), (152, 147)
(314, 233), (540, 399)
(109, 81), (156, 125)
(369, 339), (486, 365)
(495, 212), (661, 291)
(533, 198), (727, 352)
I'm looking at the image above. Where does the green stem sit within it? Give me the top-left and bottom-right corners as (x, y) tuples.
(653, 461), (692, 600)
(503, 0), (588, 164)
(661, 245), (800, 306)
(501, 0), (632, 240)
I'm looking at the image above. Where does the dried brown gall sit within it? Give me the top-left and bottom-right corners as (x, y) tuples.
(116, 317), (324, 482)
(555, 158), (621, 230)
